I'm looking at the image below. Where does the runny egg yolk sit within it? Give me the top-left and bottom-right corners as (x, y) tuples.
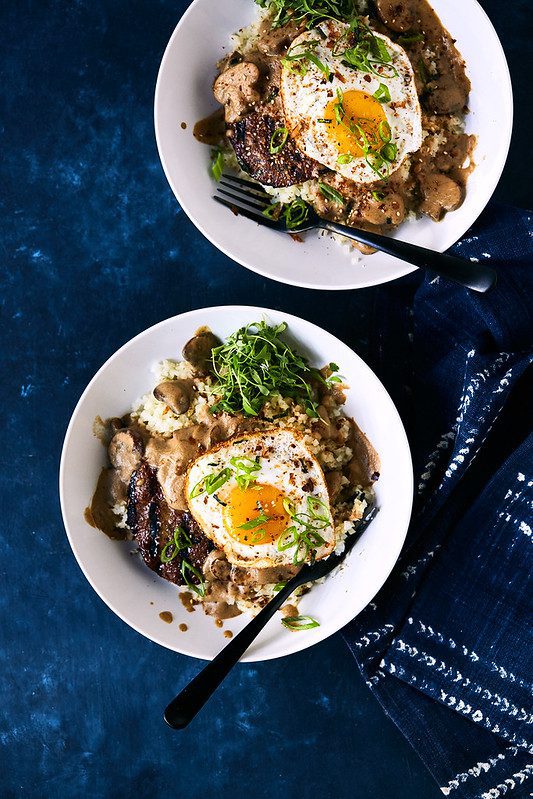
(223, 483), (291, 546)
(324, 90), (388, 159)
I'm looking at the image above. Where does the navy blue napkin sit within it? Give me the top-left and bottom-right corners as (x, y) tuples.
(343, 203), (533, 798)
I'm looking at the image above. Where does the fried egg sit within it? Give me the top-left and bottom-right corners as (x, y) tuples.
(281, 20), (422, 184)
(185, 429), (335, 568)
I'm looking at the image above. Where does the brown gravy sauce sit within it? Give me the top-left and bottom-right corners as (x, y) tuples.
(193, 108), (225, 145)
(179, 591), (198, 613)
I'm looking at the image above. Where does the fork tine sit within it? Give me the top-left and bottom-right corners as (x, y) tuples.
(219, 179), (272, 205)
(215, 187), (269, 213)
(213, 196), (279, 228)
(221, 173), (271, 197)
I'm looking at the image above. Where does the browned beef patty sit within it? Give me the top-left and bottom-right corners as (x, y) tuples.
(127, 461), (213, 585)
(229, 112), (324, 187)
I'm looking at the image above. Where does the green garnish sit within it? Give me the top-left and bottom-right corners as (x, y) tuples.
(318, 181), (345, 204)
(190, 467), (232, 498)
(230, 456), (261, 489)
(210, 321), (336, 418)
(262, 198), (309, 230)
(269, 126), (289, 154)
(397, 33), (424, 44)
(284, 197), (309, 229)
(256, 0), (360, 29)
(277, 495), (331, 565)
(251, 529), (267, 544)
(372, 190), (386, 202)
(181, 560), (206, 597)
(335, 20), (398, 79)
(238, 512), (271, 530)
(337, 153), (354, 164)
(160, 526), (191, 564)
(281, 615), (320, 631)
(273, 581), (287, 592)
(417, 57), (429, 84)
(262, 202), (283, 221)
(317, 118), (332, 124)
(381, 142), (398, 162)
(373, 83), (391, 103)
(211, 147), (224, 182)
(281, 40), (331, 79)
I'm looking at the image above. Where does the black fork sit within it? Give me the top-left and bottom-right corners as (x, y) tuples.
(214, 174), (497, 293)
(164, 505), (379, 730)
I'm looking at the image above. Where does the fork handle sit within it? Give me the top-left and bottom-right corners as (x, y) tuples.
(322, 220), (497, 293)
(163, 574), (302, 729)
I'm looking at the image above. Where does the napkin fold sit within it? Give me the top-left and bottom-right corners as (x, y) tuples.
(343, 203), (533, 799)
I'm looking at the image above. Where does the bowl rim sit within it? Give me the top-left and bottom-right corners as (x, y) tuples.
(153, 0), (513, 291)
(59, 306), (414, 661)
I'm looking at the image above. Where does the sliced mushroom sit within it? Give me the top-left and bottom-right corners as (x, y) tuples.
(326, 470), (344, 503)
(182, 331), (221, 374)
(375, 0), (416, 32)
(203, 550), (231, 582)
(418, 172), (462, 221)
(214, 62), (261, 124)
(425, 76), (469, 115)
(352, 191), (406, 228)
(107, 429), (144, 484)
(153, 379), (194, 415)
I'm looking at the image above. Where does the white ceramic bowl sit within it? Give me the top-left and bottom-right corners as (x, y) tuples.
(60, 307), (413, 661)
(154, 0), (512, 290)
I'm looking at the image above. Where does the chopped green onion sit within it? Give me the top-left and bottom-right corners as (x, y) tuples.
(263, 202), (282, 221)
(317, 118), (332, 124)
(381, 142), (398, 162)
(269, 126), (289, 155)
(277, 527), (298, 551)
(373, 83), (391, 103)
(306, 495), (330, 521)
(417, 58), (429, 84)
(282, 41), (331, 79)
(251, 529), (267, 544)
(372, 191), (386, 202)
(337, 153), (354, 164)
(238, 512), (271, 530)
(281, 615), (320, 631)
(282, 498), (297, 517)
(336, 19), (398, 79)
(181, 559), (206, 597)
(190, 467), (232, 498)
(284, 197), (309, 229)
(273, 581), (287, 592)
(160, 526), (191, 564)
(211, 148), (224, 182)
(398, 33), (424, 44)
(378, 120), (392, 143)
(318, 181), (345, 204)
(231, 455), (261, 489)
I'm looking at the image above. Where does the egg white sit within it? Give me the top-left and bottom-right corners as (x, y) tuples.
(281, 20), (422, 184)
(185, 429), (335, 568)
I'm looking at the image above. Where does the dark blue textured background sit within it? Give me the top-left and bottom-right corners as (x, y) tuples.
(0, 1), (527, 796)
